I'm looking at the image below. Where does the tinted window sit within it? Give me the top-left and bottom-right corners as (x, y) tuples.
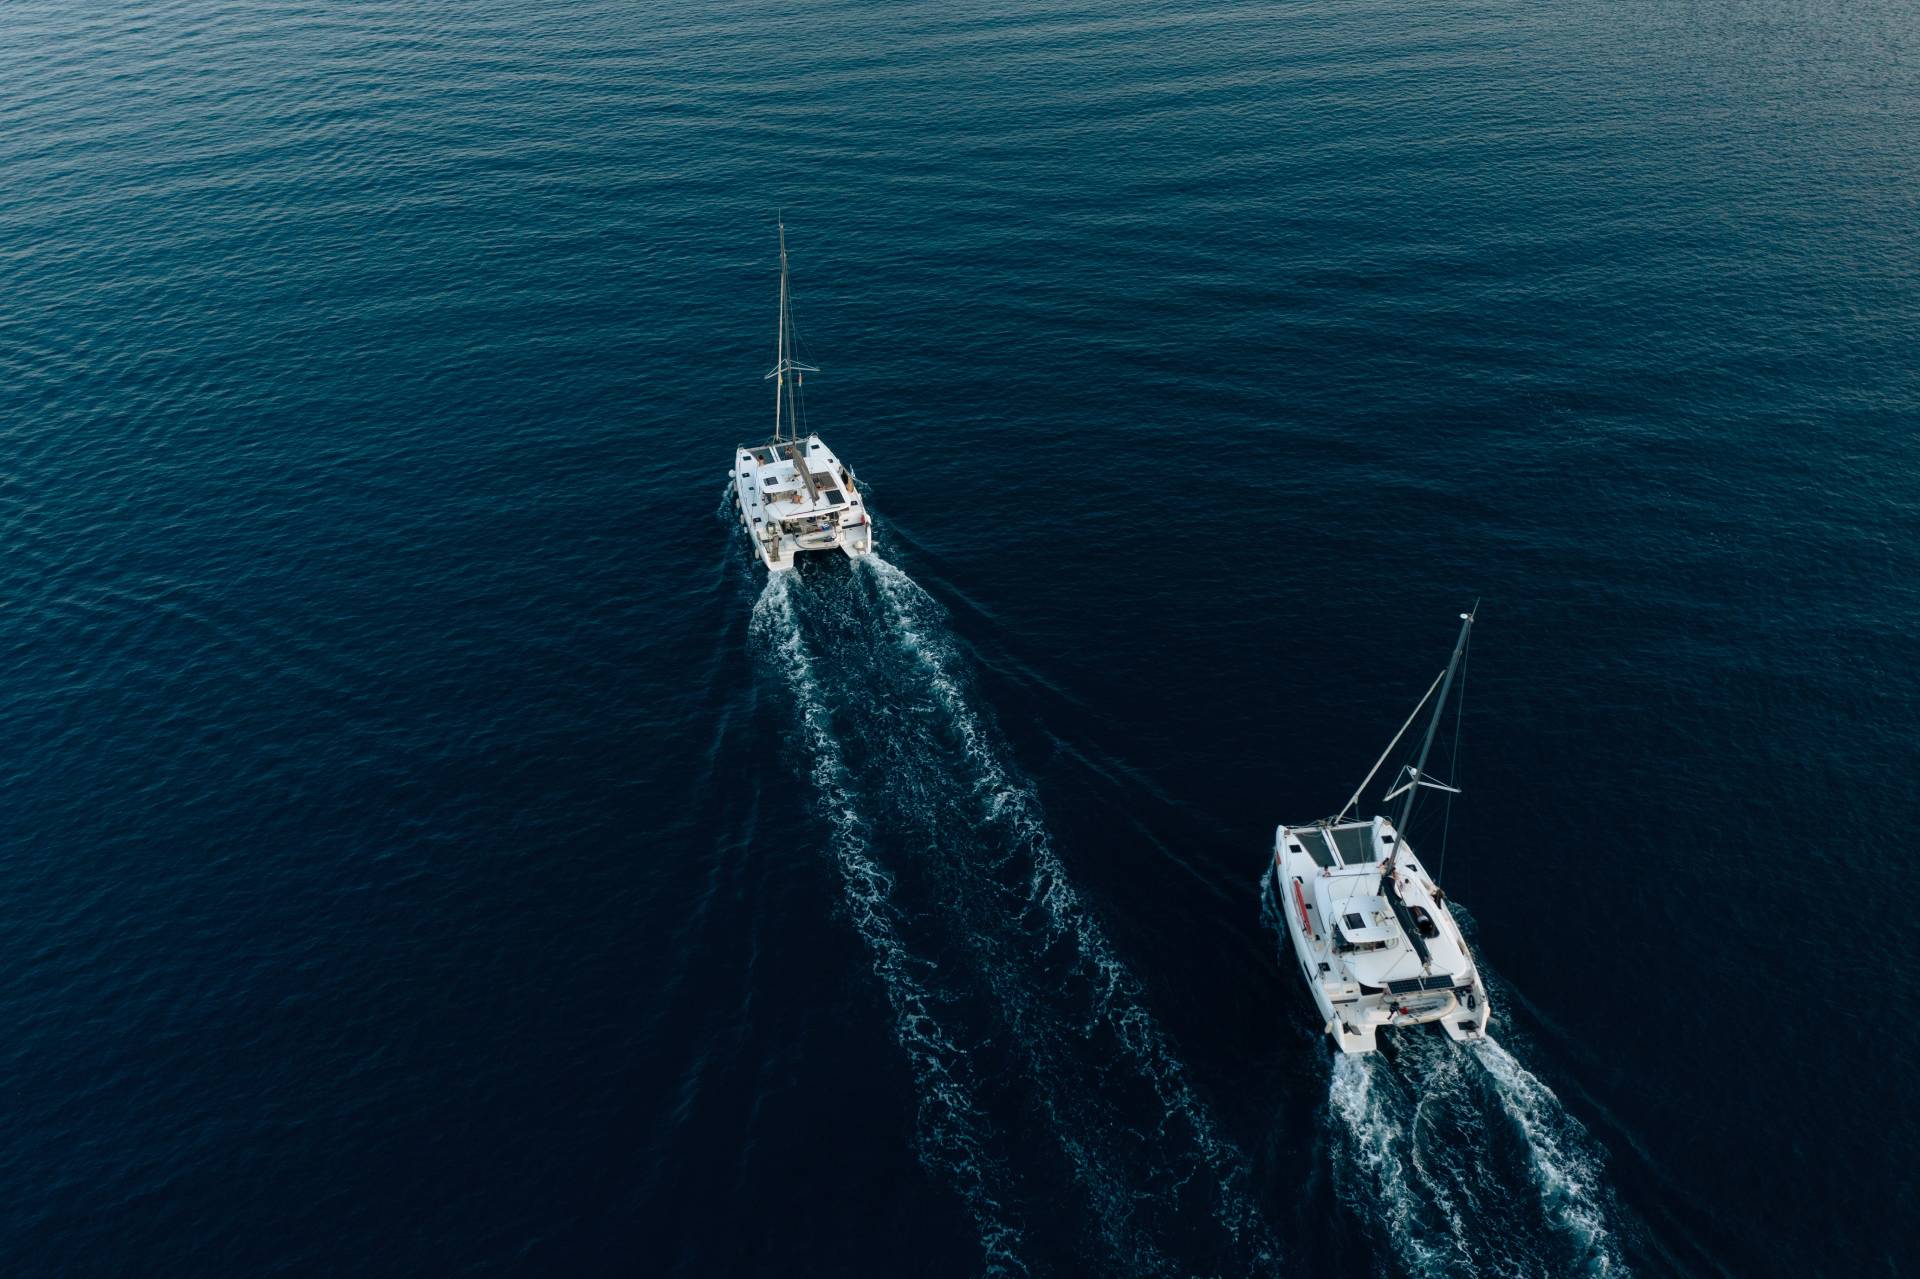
(1330, 826), (1378, 865)
(1292, 830), (1336, 868)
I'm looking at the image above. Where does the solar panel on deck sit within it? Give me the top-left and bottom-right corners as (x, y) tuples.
(1423, 975), (1455, 990)
(1387, 978), (1426, 994)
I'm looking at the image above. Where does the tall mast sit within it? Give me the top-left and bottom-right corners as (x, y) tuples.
(1376, 605), (1476, 971)
(773, 223), (789, 442)
(765, 221), (818, 445)
(1388, 605), (1477, 852)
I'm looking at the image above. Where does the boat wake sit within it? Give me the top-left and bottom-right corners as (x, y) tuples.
(749, 573), (1026, 1275)
(748, 554), (1278, 1276)
(1309, 944), (1629, 1277)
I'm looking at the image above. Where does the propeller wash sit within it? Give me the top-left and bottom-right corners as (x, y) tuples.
(749, 553), (1278, 1276)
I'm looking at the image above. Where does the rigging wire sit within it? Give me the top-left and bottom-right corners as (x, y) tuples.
(790, 308), (812, 440)
(1337, 667), (1446, 824)
(1435, 622), (1470, 887)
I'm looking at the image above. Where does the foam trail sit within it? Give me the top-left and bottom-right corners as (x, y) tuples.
(1328, 1051), (1476, 1278)
(1470, 1039), (1626, 1275)
(749, 573), (1027, 1276)
(861, 554), (1278, 1271)
(1293, 888), (1630, 1279)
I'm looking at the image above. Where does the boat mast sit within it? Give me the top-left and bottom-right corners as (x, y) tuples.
(766, 221), (818, 446)
(773, 223), (789, 442)
(1387, 605), (1477, 864)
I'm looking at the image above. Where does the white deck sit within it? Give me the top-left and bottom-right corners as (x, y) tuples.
(1273, 817), (1489, 1054)
(730, 434), (873, 571)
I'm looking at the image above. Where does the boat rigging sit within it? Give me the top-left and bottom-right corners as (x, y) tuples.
(728, 222), (874, 572)
(1270, 606), (1488, 1054)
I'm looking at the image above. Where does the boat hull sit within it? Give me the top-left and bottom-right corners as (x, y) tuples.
(731, 436), (874, 572)
(1274, 854), (1382, 1053)
(1272, 822), (1491, 1055)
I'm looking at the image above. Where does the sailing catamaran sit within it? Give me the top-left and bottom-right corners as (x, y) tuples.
(1273, 607), (1489, 1054)
(729, 225), (873, 572)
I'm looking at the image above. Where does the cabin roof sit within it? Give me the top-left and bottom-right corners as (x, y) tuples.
(735, 437), (861, 520)
(1304, 855), (1473, 986)
(1332, 895), (1398, 944)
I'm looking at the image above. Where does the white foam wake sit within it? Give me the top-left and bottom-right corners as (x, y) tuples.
(1328, 1050), (1477, 1278)
(1316, 1001), (1629, 1277)
(861, 555), (1278, 1273)
(1470, 1039), (1625, 1275)
(749, 573), (1027, 1276)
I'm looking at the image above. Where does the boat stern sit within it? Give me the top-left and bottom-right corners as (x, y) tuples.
(1331, 1017), (1379, 1054)
(1439, 985), (1491, 1044)
(732, 437), (872, 571)
(840, 517), (873, 559)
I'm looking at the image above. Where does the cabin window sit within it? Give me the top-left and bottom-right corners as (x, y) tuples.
(1329, 826), (1379, 865)
(1293, 831), (1336, 869)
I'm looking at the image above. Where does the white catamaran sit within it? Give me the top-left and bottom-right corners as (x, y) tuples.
(729, 225), (873, 572)
(1273, 607), (1490, 1054)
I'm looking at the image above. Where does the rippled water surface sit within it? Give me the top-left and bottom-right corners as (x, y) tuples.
(3, 0), (1916, 1274)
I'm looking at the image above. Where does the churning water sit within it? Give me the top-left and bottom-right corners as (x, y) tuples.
(4, 0), (1916, 1273)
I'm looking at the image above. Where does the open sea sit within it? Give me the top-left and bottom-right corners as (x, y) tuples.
(3, 0), (1917, 1274)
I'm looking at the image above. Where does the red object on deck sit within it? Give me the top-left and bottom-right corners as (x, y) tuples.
(1292, 878), (1314, 938)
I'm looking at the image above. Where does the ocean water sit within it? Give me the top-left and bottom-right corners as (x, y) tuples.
(3, 0), (1916, 1274)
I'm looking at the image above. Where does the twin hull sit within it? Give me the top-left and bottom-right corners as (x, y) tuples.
(1273, 820), (1490, 1055)
(731, 435), (873, 572)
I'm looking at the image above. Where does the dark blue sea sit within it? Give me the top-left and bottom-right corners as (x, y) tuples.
(4, 0), (1916, 1274)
